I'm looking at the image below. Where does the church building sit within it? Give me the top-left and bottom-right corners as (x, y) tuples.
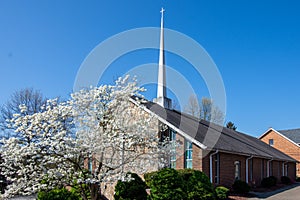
(144, 8), (297, 188)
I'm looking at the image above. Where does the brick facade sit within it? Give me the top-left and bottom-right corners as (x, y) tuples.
(174, 143), (296, 188)
(260, 129), (300, 177)
(175, 133), (185, 169)
(218, 153), (246, 187)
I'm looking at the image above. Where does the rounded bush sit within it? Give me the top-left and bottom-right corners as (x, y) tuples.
(148, 168), (185, 200)
(144, 171), (158, 187)
(215, 186), (229, 200)
(261, 176), (277, 188)
(146, 168), (216, 200)
(296, 177), (300, 182)
(114, 172), (147, 200)
(281, 176), (291, 185)
(178, 169), (216, 200)
(37, 187), (81, 200)
(232, 180), (250, 194)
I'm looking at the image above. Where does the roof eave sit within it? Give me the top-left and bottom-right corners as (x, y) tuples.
(129, 98), (208, 150)
(208, 148), (296, 162)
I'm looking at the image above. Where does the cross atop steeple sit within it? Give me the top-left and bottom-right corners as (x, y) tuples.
(153, 8), (172, 109)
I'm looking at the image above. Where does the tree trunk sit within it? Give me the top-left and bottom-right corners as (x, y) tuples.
(90, 183), (101, 200)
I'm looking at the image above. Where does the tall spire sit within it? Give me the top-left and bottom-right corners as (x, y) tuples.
(154, 8), (172, 109)
(157, 8), (166, 102)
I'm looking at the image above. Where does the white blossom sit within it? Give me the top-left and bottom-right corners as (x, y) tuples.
(0, 76), (173, 199)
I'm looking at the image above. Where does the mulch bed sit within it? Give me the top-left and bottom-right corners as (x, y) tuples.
(228, 193), (256, 200)
(250, 183), (287, 193)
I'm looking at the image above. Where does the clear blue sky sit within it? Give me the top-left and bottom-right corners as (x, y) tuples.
(1, 0), (300, 137)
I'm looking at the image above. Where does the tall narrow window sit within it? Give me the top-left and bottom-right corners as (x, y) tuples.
(269, 139), (274, 146)
(170, 130), (176, 169)
(214, 153), (220, 184)
(234, 161), (241, 180)
(284, 164), (289, 176)
(185, 140), (193, 169)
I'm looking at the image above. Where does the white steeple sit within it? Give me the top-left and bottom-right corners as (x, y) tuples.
(154, 8), (172, 109)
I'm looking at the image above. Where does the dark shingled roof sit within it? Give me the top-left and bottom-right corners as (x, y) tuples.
(278, 129), (300, 144)
(144, 101), (296, 162)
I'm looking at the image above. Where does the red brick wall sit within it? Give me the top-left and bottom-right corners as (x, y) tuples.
(252, 157), (264, 186)
(202, 152), (210, 177)
(174, 131), (297, 188)
(288, 162), (296, 181)
(217, 153), (246, 187)
(206, 152), (295, 187)
(260, 129), (300, 177)
(192, 144), (202, 170)
(271, 161), (281, 179)
(175, 134), (185, 169)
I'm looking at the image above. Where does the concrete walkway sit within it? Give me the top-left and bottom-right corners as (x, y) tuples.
(248, 183), (300, 200)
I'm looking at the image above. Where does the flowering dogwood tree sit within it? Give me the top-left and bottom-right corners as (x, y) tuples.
(0, 76), (171, 200)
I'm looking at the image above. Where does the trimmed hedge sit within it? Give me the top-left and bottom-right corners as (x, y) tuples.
(145, 168), (216, 200)
(261, 176), (277, 188)
(144, 171), (158, 188)
(147, 168), (185, 200)
(232, 180), (250, 194)
(215, 186), (229, 200)
(281, 176), (291, 185)
(178, 169), (215, 200)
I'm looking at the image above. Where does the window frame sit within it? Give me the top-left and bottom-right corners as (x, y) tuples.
(185, 140), (193, 169)
(88, 157), (93, 172)
(214, 153), (220, 184)
(234, 161), (241, 180)
(170, 129), (177, 169)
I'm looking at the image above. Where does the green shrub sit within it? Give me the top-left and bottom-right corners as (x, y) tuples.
(144, 171), (158, 187)
(37, 187), (81, 200)
(215, 186), (229, 200)
(178, 169), (216, 200)
(261, 176), (277, 188)
(281, 176), (291, 185)
(232, 180), (250, 194)
(146, 168), (216, 200)
(114, 172), (147, 200)
(296, 177), (300, 182)
(148, 168), (185, 200)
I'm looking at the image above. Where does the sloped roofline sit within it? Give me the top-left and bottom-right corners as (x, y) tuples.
(259, 127), (300, 148)
(130, 98), (295, 162)
(129, 98), (208, 150)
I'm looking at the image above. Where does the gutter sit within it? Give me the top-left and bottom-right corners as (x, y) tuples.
(246, 155), (253, 183)
(209, 148), (294, 163)
(209, 150), (219, 183)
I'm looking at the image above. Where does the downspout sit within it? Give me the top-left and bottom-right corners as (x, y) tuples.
(210, 150), (219, 183)
(267, 158), (273, 177)
(246, 155), (253, 184)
